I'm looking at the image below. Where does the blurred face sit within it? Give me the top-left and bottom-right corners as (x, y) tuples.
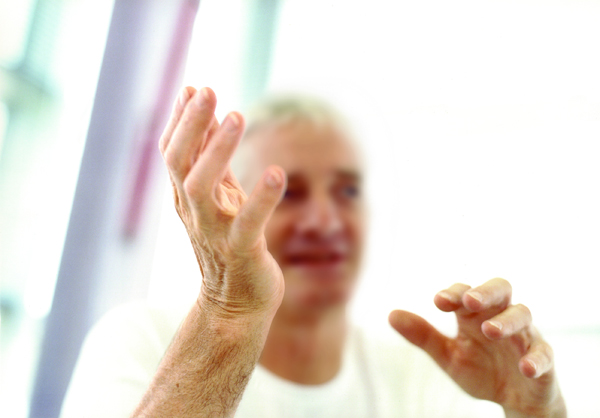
(243, 120), (366, 316)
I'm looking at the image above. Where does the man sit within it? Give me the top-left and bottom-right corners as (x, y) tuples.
(62, 86), (566, 417)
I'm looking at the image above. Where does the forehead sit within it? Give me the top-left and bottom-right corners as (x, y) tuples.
(247, 121), (362, 180)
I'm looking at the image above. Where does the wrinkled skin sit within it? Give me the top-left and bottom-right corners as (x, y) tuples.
(159, 86), (287, 320)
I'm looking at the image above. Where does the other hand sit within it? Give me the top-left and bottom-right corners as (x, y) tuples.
(389, 278), (566, 417)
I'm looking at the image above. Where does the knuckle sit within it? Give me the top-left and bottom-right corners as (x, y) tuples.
(515, 303), (532, 319)
(182, 176), (200, 198)
(543, 343), (554, 363)
(183, 177), (213, 208)
(163, 147), (179, 169)
(164, 150), (189, 179)
(158, 133), (169, 154)
(494, 277), (512, 290)
(533, 342), (554, 370)
(451, 283), (471, 293)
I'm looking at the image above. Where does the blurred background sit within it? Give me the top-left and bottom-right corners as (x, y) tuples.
(1, 0), (599, 417)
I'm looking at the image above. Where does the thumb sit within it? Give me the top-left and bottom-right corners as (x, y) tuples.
(388, 310), (452, 370)
(231, 166), (286, 250)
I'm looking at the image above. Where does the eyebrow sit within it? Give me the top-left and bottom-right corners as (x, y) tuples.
(286, 170), (362, 183)
(335, 170), (362, 182)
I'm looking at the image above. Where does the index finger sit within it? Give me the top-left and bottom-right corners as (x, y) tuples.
(462, 277), (512, 312)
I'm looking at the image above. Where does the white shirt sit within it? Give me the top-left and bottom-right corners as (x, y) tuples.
(61, 301), (503, 418)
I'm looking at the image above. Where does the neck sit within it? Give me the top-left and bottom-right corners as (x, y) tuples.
(259, 304), (348, 385)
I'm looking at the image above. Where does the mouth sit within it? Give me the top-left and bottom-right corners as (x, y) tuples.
(287, 252), (345, 266)
(282, 249), (349, 278)
(279, 239), (351, 278)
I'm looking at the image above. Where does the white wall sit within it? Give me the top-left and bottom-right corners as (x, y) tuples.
(264, 0), (600, 332)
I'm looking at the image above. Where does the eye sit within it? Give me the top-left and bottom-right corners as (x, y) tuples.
(341, 184), (359, 198)
(282, 186), (306, 201)
(334, 183), (360, 201)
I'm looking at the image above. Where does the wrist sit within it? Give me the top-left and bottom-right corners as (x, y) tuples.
(196, 289), (280, 339)
(198, 261), (284, 321)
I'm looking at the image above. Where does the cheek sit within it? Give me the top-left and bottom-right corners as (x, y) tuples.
(344, 209), (367, 247)
(264, 212), (291, 255)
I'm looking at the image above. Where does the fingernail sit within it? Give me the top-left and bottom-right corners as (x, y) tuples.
(265, 170), (282, 188)
(437, 291), (454, 302)
(487, 320), (502, 331)
(224, 113), (240, 131)
(526, 358), (539, 377)
(179, 87), (191, 106)
(201, 87), (210, 100)
(467, 291), (483, 303)
(196, 87), (210, 105)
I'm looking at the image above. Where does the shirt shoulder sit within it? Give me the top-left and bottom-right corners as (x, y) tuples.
(60, 301), (188, 418)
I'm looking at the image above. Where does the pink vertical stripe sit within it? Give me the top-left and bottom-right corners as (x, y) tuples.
(123, 0), (200, 238)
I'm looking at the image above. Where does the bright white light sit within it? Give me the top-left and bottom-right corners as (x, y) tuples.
(0, 0), (36, 64)
(0, 102), (7, 158)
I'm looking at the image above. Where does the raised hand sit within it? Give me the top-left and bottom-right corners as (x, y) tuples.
(389, 278), (566, 417)
(133, 87), (289, 417)
(159, 86), (287, 318)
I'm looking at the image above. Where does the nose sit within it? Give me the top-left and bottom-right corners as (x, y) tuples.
(296, 192), (343, 237)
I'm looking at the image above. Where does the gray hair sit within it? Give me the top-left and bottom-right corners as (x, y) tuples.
(243, 93), (352, 138)
(232, 93), (358, 186)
